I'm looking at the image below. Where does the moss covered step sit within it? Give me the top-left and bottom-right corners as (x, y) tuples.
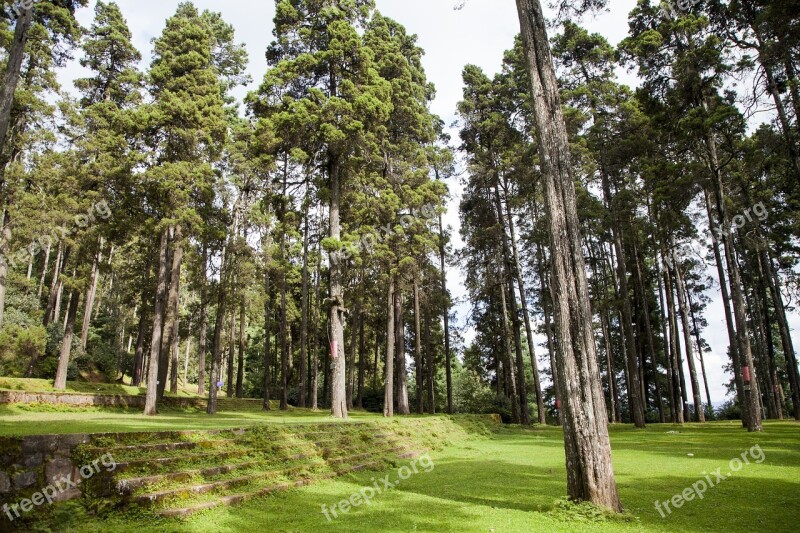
(131, 461), (327, 507)
(155, 462), (381, 518)
(116, 453), (317, 493)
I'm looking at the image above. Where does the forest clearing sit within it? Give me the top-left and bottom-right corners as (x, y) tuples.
(1, 0), (799, 531)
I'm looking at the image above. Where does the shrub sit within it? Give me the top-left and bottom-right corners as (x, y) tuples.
(0, 323), (47, 376)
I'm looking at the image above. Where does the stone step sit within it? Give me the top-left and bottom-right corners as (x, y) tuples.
(133, 463), (319, 507)
(83, 439), (226, 457)
(115, 449), (247, 474)
(113, 439), (317, 474)
(155, 462), (384, 518)
(117, 453), (315, 494)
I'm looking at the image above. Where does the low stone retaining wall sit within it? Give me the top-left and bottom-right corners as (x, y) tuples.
(0, 391), (206, 409)
(0, 433), (91, 505)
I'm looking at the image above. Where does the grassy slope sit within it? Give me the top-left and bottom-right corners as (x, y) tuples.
(23, 420), (800, 533)
(0, 404), (393, 436)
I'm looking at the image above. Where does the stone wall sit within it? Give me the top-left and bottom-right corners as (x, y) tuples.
(0, 433), (91, 506)
(0, 391), (206, 409)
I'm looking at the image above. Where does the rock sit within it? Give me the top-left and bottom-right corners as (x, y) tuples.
(12, 471), (37, 489)
(45, 457), (74, 486)
(0, 472), (10, 493)
(23, 453), (43, 468)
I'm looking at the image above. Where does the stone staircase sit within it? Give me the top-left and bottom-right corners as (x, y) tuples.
(76, 422), (428, 518)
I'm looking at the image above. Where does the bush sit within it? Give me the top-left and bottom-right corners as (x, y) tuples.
(0, 323), (47, 376)
(716, 399), (741, 420)
(452, 367), (497, 415)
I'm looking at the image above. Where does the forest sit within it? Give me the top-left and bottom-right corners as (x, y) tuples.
(0, 0), (799, 531)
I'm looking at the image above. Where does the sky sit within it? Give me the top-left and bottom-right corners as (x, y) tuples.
(56, 0), (799, 407)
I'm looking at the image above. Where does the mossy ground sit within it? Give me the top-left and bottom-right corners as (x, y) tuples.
(7, 417), (797, 532)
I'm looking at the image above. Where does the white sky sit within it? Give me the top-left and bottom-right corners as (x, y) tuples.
(56, 0), (799, 408)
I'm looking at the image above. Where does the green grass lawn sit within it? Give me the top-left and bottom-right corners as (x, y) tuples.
(0, 403), (390, 436)
(18, 419), (800, 532)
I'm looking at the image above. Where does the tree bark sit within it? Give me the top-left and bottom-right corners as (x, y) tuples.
(438, 212), (453, 414)
(160, 226), (183, 399)
(424, 295), (435, 414)
(493, 180), (529, 425)
(197, 246), (208, 396)
(705, 129), (762, 431)
(236, 301), (245, 398)
(80, 239), (104, 350)
(54, 290), (81, 391)
(298, 204), (310, 408)
(515, 0), (621, 509)
(0, 7), (33, 153)
(763, 251), (800, 420)
(671, 248), (706, 422)
(394, 287), (410, 415)
(413, 275), (424, 414)
(144, 230), (170, 415)
(356, 291), (366, 409)
(328, 156), (347, 418)
(227, 308), (236, 399)
(384, 277), (395, 417)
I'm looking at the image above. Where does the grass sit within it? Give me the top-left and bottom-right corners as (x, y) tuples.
(15, 418), (800, 532)
(0, 403), (392, 436)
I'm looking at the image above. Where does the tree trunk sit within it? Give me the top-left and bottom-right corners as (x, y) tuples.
(414, 275), (424, 415)
(763, 252), (800, 419)
(43, 243), (66, 327)
(227, 308), (236, 399)
(37, 241), (51, 300)
(671, 248), (705, 422)
(515, 0), (621, 509)
(0, 7), (33, 153)
(704, 128), (762, 431)
(600, 311), (618, 423)
(311, 238), (322, 410)
(687, 290), (714, 415)
(347, 286), (359, 410)
(632, 239), (666, 422)
(493, 180), (529, 425)
(236, 301), (245, 398)
(424, 296), (435, 414)
(80, 239), (104, 350)
(438, 212), (453, 414)
(183, 319), (192, 389)
(394, 287), (410, 415)
(54, 290), (81, 390)
(197, 246), (208, 396)
(497, 259), (521, 424)
(507, 204), (546, 423)
(144, 230), (170, 415)
(702, 189), (746, 425)
(661, 253), (685, 424)
(160, 226), (183, 399)
(356, 293), (366, 409)
(131, 293), (148, 386)
(169, 309), (180, 394)
(384, 277), (395, 417)
(298, 205), (310, 408)
(600, 172), (645, 428)
(328, 156), (347, 419)
(0, 210), (9, 330)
